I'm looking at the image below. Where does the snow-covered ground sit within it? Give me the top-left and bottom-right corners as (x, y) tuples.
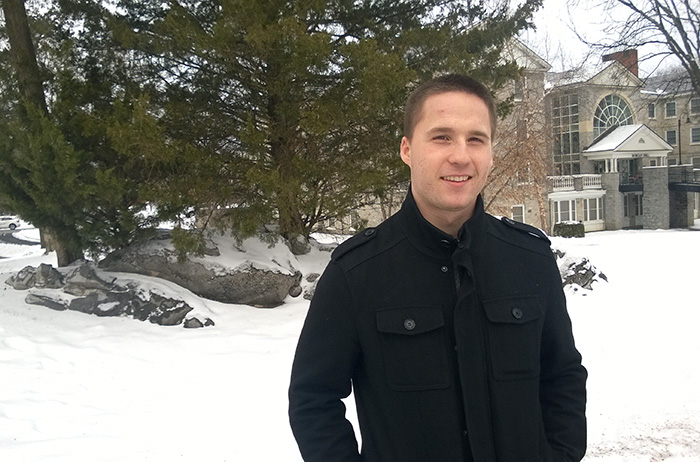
(1, 225), (699, 461)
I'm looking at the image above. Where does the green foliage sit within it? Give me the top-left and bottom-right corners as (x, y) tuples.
(109, 0), (543, 241)
(1, 0), (543, 261)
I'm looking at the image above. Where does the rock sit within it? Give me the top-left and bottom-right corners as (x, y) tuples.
(5, 265), (38, 290)
(63, 264), (115, 296)
(10, 262), (211, 328)
(5, 264), (63, 290)
(289, 285), (303, 297)
(554, 249), (607, 290)
(25, 293), (68, 311)
(305, 273), (320, 283)
(287, 235), (311, 256)
(183, 317), (215, 328)
(98, 235), (299, 307)
(34, 263), (64, 289)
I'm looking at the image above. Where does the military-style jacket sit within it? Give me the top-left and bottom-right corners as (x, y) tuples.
(289, 192), (587, 462)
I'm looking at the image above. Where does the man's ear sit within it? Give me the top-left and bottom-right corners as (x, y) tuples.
(400, 136), (411, 167)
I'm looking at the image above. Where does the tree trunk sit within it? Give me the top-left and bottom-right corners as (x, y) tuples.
(2, 0), (82, 267)
(1, 0), (48, 114)
(41, 228), (83, 267)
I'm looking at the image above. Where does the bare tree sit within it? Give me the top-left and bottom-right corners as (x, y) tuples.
(484, 41), (553, 231)
(573, 0), (699, 95)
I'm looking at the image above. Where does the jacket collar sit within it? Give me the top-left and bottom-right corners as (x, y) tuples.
(397, 188), (486, 259)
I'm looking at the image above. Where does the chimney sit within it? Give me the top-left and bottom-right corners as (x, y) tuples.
(602, 49), (638, 77)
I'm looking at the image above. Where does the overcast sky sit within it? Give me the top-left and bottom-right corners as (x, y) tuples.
(524, 0), (675, 76)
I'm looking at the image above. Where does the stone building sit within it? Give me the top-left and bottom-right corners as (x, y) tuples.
(542, 50), (700, 231)
(324, 44), (700, 235)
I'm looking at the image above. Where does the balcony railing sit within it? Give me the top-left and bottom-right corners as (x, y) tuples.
(668, 166), (700, 184)
(620, 174), (643, 186)
(582, 174), (603, 189)
(549, 174), (603, 191)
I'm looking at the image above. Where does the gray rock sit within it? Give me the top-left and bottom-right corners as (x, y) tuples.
(183, 317), (215, 328)
(34, 263), (65, 289)
(99, 239), (298, 307)
(554, 250), (607, 290)
(287, 235), (311, 256)
(25, 292), (68, 311)
(305, 273), (320, 283)
(9, 262), (211, 328)
(5, 265), (40, 290)
(63, 264), (115, 296)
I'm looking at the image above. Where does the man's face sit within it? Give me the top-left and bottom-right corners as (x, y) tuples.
(400, 91), (493, 232)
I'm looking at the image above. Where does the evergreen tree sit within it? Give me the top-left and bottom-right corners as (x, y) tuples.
(111, 0), (543, 244)
(0, 0), (172, 265)
(1, 0), (543, 263)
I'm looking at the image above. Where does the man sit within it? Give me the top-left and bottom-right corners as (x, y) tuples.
(289, 74), (587, 461)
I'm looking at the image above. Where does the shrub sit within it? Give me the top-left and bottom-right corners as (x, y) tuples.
(552, 222), (585, 238)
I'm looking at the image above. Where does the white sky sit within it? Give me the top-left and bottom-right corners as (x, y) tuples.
(524, 0), (677, 76)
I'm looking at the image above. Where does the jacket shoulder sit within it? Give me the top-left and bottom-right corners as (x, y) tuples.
(486, 215), (552, 256)
(331, 218), (402, 270)
(331, 228), (379, 261)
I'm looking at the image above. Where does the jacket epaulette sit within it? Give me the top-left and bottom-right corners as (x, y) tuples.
(498, 217), (551, 244)
(331, 227), (378, 261)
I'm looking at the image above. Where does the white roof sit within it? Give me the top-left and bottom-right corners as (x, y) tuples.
(584, 124), (672, 159)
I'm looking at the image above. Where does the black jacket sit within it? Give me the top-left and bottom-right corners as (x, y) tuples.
(289, 193), (587, 461)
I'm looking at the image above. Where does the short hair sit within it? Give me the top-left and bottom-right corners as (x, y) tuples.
(403, 74), (497, 140)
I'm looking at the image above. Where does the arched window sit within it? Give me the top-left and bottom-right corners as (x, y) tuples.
(593, 95), (633, 139)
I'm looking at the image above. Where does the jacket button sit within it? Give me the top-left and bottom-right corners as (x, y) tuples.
(403, 318), (416, 331)
(440, 266), (449, 273)
(512, 307), (523, 319)
(364, 228), (375, 236)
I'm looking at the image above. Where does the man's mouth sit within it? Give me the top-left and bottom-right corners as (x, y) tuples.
(442, 175), (471, 182)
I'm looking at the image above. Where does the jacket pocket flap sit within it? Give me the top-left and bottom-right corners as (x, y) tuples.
(376, 305), (444, 335)
(482, 296), (542, 324)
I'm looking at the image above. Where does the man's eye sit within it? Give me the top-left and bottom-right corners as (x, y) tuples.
(433, 135), (449, 141)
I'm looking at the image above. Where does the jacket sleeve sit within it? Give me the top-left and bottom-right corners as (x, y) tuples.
(539, 256), (588, 462)
(288, 261), (363, 462)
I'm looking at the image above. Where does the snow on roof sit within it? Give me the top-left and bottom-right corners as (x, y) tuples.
(585, 124), (644, 152)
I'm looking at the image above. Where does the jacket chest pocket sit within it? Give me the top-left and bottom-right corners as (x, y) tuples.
(482, 296), (543, 381)
(375, 305), (450, 391)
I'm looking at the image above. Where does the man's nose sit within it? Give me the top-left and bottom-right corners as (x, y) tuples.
(448, 141), (471, 164)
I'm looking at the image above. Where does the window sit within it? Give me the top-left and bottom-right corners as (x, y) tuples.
(511, 205), (525, 223)
(593, 94), (633, 139)
(552, 200), (577, 223)
(650, 159), (657, 167)
(665, 101), (677, 118)
(513, 78), (525, 102)
(666, 130), (677, 145)
(623, 194), (643, 217)
(692, 157), (700, 168)
(691, 98), (700, 115)
(552, 94), (581, 174)
(635, 194), (643, 216)
(583, 197), (603, 221)
(648, 102), (656, 119)
(691, 127), (700, 144)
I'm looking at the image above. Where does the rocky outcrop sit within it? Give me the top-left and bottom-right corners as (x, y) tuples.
(6, 263), (214, 328)
(98, 231), (301, 308)
(554, 249), (608, 291)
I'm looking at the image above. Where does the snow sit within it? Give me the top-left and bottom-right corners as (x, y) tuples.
(2, 225), (700, 461)
(585, 125), (645, 153)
